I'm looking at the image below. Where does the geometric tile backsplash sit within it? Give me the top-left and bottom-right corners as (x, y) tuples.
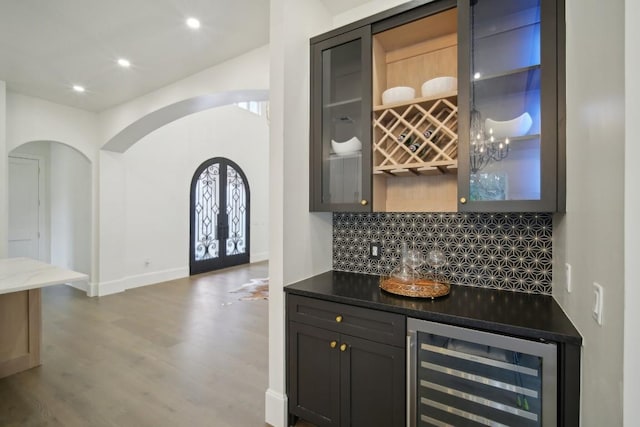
(333, 212), (553, 295)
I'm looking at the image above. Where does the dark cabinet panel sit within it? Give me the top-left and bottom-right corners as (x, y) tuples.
(287, 294), (405, 347)
(288, 322), (341, 426)
(341, 334), (405, 427)
(287, 295), (406, 426)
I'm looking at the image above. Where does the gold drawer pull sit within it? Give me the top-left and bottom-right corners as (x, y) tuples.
(330, 340), (337, 349)
(335, 315), (343, 323)
(460, 197), (467, 204)
(340, 343), (348, 352)
(360, 199), (368, 206)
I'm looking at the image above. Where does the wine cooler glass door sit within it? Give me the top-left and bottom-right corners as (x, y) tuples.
(408, 318), (557, 427)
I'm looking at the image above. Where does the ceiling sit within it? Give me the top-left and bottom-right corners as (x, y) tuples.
(0, 0), (374, 112)
(0, 0), (270, 112)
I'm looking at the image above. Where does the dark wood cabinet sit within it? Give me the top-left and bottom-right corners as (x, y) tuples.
(339, 334), (405, 427)
(309, 26), (372, 212)
(309, 0), (565, 213)
(287, 295), (406, 427)
(457, 0), (565, 212)
(288, 322), (341, 425)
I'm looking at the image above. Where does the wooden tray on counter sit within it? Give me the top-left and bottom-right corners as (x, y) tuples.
(380, 277), (450, 299)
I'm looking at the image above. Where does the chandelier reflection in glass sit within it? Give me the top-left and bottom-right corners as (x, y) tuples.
(469, 107), (510, 173)
(468, 1), (510, 174)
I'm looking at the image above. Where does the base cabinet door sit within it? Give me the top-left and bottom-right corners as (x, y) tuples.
(288, 322), (341, 426)
(288, 321), (406, 427)
(340, 334), (405, 427)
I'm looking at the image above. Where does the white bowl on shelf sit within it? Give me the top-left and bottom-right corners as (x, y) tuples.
(421, 76), (457, 98)
(331, 136), (362, 156)
(382, 86), (415, 105)
(485, 112), (533, 139)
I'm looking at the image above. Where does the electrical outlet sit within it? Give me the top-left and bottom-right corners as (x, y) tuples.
(370, 243), (381, 260)
(592, 282), (604, 326)
(565, 263), (572, 293)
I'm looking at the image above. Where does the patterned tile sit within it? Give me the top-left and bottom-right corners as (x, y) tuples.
(333, 212), (553, 295)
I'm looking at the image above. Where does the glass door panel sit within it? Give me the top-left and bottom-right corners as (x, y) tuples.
(468, 0), (542, 203)
(418, 332), (544, 426)
(458, 0), (561, 211)
(408, 318), (557, 427)
(321, 39), (364, 206)
(311, 26), (372, 212)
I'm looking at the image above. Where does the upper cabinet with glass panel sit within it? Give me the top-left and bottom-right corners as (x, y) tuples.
(309, 0), (564, 213)
(458, 0), (564, 212)
(309, 27), (372, 212)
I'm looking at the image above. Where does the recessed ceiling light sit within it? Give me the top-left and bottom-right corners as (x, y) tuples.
(72, 85), (85, 93)
(186, 17), (201, 29)
(117, 58), (131, 68)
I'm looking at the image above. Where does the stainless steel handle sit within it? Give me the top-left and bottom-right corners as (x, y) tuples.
(406, 335), (412, 427)
(407, 332), (417, 427)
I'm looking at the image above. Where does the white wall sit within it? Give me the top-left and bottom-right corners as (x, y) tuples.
(5, 91), (99, 287)
(331, 0), (413, 27)
(122, 105), (269, 281)
(50, 143), (92, 277)
(98, 46), (269, 145)
(97, 46), (271, 295)
(266, 0), (333, 424)
(0, 81), (7, 257)
(553, 0), (625, 425)
(6, 91), (98, 161)
(624, 0), (638, 424)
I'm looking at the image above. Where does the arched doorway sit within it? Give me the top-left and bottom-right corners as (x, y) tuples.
(8, 141), (92, 290)
(190, 157), (250, 275)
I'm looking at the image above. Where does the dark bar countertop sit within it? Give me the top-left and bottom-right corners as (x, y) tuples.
(284, 270), (582, 346)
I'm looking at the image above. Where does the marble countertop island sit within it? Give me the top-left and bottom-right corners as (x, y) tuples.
(0, 257), (88, 295)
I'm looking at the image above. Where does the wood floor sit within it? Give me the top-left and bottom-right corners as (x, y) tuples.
(0, 262), (272, 427)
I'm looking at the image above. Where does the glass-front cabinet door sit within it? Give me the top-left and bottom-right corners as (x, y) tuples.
(457, 0), (561, 212)
(310, 26), (372, 212)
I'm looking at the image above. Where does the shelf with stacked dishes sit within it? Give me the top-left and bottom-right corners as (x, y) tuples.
(373, 90), (458, 177)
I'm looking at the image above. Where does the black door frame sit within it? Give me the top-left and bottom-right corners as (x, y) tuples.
(189, 157), (250, 275)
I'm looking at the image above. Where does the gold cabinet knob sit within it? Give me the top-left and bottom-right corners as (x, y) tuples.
(330, 340), (337, 349)
(360, 199), (368, 206)
(335, 315), (343, 323)
(340, 343), (347, 352)
(460, 197), (467, 204)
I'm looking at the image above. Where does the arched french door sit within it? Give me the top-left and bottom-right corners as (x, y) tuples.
(190, 157), (250, 275)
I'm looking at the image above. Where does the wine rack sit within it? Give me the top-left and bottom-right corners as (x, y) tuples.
(373, 93), (458, 176)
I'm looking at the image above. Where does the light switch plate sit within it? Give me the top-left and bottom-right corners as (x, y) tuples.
(565, 263), (572, 293)
(593, 282), (604, 325)
(370, 242), (381, 260)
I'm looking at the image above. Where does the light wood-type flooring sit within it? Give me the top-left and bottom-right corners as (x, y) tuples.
(0, 261), (277, 427)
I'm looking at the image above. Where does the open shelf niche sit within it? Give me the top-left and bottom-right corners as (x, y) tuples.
(372, 7), (459, 212)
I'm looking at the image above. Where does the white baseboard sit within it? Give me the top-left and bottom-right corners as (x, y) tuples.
(97, 267), (189, 296)
(65, 279), (93, 295)
(251, 251), (269, 263)
(96, 277), (128, 296)
(265, 388), (288, 427)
